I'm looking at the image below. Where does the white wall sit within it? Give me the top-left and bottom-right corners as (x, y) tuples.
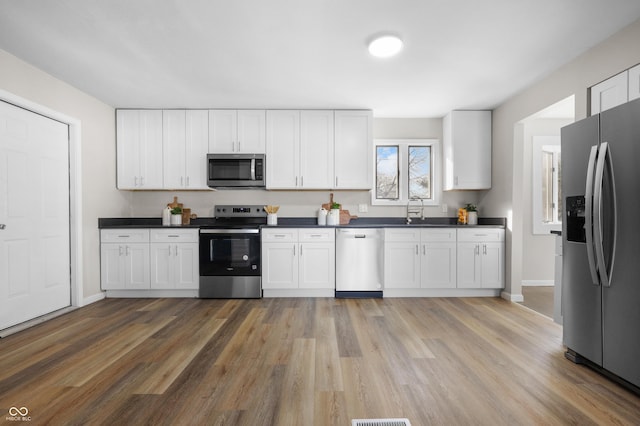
(480, 18), (640, 300)
(127, 117), (480, 219)
(0, 49), (127, 302)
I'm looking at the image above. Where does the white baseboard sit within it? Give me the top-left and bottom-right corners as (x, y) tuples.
(383, 288), (501, 298)
(522, 280), (554, 287)
(82, 291), (106, 306)
(501, 291), (524, 302)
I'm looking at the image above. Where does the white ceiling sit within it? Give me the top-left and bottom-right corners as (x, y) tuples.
(1, 0), (640, 117)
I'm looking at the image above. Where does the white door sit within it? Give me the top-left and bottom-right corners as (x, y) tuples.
(0, 100), (71, 330)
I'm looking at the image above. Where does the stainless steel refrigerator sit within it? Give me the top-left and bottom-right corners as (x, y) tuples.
(561, 97), (640, 390)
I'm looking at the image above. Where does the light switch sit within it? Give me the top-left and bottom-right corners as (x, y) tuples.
(358, 204), (368, 213)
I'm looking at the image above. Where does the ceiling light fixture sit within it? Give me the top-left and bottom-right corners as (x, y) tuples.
(368, 34), (404, 58)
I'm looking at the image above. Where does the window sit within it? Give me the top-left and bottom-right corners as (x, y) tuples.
(532, 136), (561, 234)
(373, 139), (440, 206)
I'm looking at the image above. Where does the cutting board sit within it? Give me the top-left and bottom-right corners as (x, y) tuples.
(321, 193), (357, 225)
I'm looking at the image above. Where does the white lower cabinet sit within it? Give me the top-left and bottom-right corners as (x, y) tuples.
(150, 229), (199, 289)
(262, 228), (335, 295)
(384, 228), (456, 289)
(100, 228), (199, 293)
(456, 228), (504, 289)
(100, 229), (151, 290)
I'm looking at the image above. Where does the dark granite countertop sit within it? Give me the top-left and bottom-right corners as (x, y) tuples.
(99, 216), (506, 229)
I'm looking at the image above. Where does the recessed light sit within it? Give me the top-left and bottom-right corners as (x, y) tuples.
(368, 34), (403, 58)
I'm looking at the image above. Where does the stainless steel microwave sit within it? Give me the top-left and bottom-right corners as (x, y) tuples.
(207, 153), (265, 188)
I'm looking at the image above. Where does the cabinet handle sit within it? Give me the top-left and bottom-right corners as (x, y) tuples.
(300, 245), (303, 256)
(301, 176), (304, 187)
(335, 176), (339, 187)
(134, 176), (138, 187)
(295, 176), (298, 187)
(309, 234), (323, 238)
(423, 245), (426, 256)
(168, 235), (180, 238)
(175, 245), (179, 256)
(126, 246), (130, 256)
(475, 245), (479, 256)
(168, 245), (172, 256)
(483, 244), (487, 255)
(186, 176), (190, 187)
(237, 141), (241, 152)
(415, 245), (419, 255)
(293, 245), (296, 256)
(119, 246), (124, 256)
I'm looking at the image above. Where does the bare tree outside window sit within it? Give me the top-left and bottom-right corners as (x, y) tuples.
(376, 146), (399, 199)
(409, 146), (431, 199)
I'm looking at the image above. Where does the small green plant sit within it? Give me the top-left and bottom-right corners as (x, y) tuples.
(330, 202), (341, 210)
(464, 203), (477, 212)
(170, 206), (183, 215)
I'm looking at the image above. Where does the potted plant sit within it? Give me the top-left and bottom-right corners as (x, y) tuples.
(465, 203), (478, 225)
(170, 206), (183, 225)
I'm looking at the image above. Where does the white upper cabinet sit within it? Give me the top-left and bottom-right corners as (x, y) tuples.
(334, 110), (372, 189)
(266, 110), (300, 188)
(117, 109), (164, 189)
(163, 110), (209, 189)
(208, 109), (266, 153)
(443, 110), (492, 190)
(266, 110), (334, 189)
(590, 71), (629, 114)
(629, 64), (640, 102)
(591, 64), (640, 115)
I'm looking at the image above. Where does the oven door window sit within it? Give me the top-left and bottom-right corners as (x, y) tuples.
(200, 233), (260, 276)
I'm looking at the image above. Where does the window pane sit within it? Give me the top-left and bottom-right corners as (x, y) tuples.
(376, 146), (398, 199)
(408, 146), (431, 199)
(556, 152), (562, 223)
(541, 150), (553, 223)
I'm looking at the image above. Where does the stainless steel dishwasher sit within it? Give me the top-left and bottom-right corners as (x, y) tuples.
(335, 228), (384, 298)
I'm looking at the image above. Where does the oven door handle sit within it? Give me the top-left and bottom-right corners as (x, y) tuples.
(200, 229), (260, 234)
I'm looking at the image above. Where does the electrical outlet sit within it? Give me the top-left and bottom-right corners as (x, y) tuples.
(441, 204), (448, 213)
(358, 203), (368, 213)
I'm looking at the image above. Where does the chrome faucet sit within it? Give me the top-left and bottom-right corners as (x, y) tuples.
(406, 198), (424, 224)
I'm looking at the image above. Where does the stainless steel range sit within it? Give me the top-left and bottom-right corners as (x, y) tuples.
(199, 205), (265, 298)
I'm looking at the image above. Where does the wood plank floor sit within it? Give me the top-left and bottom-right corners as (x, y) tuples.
(1, 297), (639, 425)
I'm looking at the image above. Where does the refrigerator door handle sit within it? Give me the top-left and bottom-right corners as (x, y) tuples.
(585, 145), (599, 286)
(594, 142), (617, 287)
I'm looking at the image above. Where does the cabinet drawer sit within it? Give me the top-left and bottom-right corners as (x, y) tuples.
(262, 228), (299, 242)
(299, 228), (334, 242)
(101, 229), (150, 243)
(422, 228), (456, 242)
(150, 229), (198, 243)
(384, 228), (421, 242)
(457, 228), (504, 242)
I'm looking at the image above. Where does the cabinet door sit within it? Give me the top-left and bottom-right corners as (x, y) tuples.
(262, 243), (298, 289)
(208, 110), (237, 153)
(124, 243), (150, 289)
(266, 110), (300, 189)
(299, 242), (335, 289)
(480, 242), (503, 288)
(163, 110), (187, 189)
(184, 110), (209, 189)
(300, 110), (334, 189)
(116, 110), (141, 189)
(173, 243), (199, 289)
(237, 110), (266, 153)
(590, 71), (629, 115)
(443, 110), (491, 190)
(384, 242), (421, 289)
(422, 242), (457, 289)
(456, 242), (480, 288)
(150, 243), (173, 289)
(334, 110), (372, 189)
(100, 244), (126, 290)
(628, 64), (640, 102)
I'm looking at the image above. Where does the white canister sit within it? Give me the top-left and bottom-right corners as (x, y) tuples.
(327, 209), (340, 226)
(467, 211), (478, 225)
(317, 209), (327, 226)
(267, 213), (278, 225)
(170, 214), (182, 226)
(162, 206), (171, 226)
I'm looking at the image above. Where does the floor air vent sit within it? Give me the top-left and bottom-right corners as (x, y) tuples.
(352, 419), (411, 426)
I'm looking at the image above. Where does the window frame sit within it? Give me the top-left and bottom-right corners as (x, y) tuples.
(532, 135), (562, 234)
(372, 138), (441, 207)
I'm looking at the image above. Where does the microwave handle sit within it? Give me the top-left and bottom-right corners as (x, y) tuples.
(251, 158), (256, 181)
